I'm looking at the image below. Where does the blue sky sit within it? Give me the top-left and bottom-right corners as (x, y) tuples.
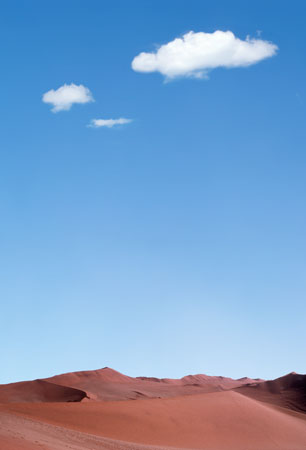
(1, 0), (305, 384)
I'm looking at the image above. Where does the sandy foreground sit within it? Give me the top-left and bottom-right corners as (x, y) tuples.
(0, 409), (178, 450)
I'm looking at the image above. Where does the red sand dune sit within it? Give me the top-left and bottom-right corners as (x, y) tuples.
(1, 390), (306, 449)
(0, 379), (87, 403)
(236, 372), (306, 413)
(43, 367), (262, 401)
(0, 367), (306, 450)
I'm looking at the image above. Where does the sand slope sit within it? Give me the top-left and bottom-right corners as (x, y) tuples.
(0, 409), (178, 450)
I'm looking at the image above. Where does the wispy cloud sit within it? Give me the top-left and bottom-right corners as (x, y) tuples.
(89, 118), (133, 128)
(42, 83), (94, 112)
(132, 30), (278, 80)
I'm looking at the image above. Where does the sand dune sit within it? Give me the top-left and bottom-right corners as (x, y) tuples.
(1, 368), (306, 449)
(0, 367), (263, 403)
(43, 367), (262, 401)
(236, 372), (306, 413)
(2, 390), (306, 449)
(0, 379), (87, 403)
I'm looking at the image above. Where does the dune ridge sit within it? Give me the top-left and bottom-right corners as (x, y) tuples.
(0, 367), (263, 403)
(43, 366), (263, 401)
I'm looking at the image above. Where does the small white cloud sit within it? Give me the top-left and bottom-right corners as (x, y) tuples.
(42, 83), (94, 112)
(132, 30), (278, 79)
(89, 118), (133, 128)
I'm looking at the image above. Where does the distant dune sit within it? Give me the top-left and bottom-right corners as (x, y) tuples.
(43, 366), (263, 401)
(236, 371), (306, 413)
(1, 367), (306, 449)
(1, 367), (260, 403)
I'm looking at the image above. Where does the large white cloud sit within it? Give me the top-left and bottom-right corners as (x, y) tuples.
(89, 118), (132, 128)
(132, 30), (278, 79)
(42, 83), (94, 112)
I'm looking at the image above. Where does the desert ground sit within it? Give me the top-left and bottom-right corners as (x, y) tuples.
(1, 368), (306, 450)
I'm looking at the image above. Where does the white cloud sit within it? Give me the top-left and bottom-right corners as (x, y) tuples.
(89, 118), (133, 128)
(42, 83), (94, 112)
(132, 30), (278, 79)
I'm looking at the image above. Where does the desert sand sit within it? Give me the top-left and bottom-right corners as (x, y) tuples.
(0, 367), (306, 449)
